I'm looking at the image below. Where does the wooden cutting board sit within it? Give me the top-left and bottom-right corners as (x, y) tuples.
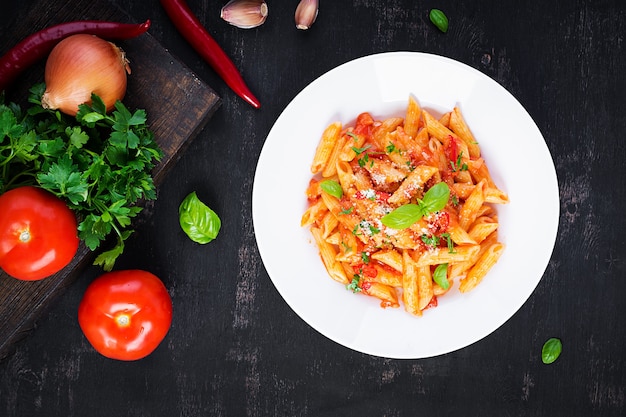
(0, 0), (221, 359)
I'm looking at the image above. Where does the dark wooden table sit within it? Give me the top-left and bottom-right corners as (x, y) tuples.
(1, 0), (624, 416)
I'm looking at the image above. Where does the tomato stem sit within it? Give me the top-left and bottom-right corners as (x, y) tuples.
(115, 314), (130, 327)
(19, 229), (30, 242)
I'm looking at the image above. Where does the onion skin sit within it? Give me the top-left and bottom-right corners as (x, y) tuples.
(41, 34), (130, 116)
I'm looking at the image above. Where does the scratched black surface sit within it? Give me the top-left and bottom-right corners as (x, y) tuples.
(0, 0), (625, 416)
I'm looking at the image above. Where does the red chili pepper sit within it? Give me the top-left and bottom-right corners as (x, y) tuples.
(160, 0), (261, 109)
(0, 20), (151, 93)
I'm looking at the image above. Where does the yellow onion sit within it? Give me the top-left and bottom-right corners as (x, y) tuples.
(41, 34), (130, 116)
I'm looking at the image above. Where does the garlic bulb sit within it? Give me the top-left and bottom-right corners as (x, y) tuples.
(41, 34), (130, 116)
(221, 0), (268, 29)
(295, 0), (318, 30)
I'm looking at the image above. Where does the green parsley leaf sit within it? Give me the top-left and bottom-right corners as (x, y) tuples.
(351, 144), (371, 155)
(421, 234), (440, 247)
(346, 274), (362, 293)
(441, 232), (456, 253)
(66, 126), (89, 149)
(37, 155), (89, 204)
(361, 251), (370, 264)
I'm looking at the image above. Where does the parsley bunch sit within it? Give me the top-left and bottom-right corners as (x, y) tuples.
(0, 84), (163, 270)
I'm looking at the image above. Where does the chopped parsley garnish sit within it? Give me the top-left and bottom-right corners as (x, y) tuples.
(357, 153), (374, 168)
(441, 232), (456, 253)
(352, 220), (381, 237)
(351, 144), (371, 155)
(346, 274), (362, 293)
(421, 234), (440, 247)
(421, 232), (455, 253)
(386, 142), (403, 154)
(361, 251), (370, 264)
(450, 151), (469, 172)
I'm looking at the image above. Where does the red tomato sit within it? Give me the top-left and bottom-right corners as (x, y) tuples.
(78, 270), (173, 361)
(0, 186), (79, 280)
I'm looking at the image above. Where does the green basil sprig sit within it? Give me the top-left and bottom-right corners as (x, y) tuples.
(320, 179), (343, 199)
(179, 192), (221, 244)
(381, 182), (450, 229)
(429, 9), (449, 33)
(541, 338), (562, 364)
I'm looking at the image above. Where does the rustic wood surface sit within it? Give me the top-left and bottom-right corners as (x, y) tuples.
(0, 0), (220, 360)
(1, 0), (625, 416)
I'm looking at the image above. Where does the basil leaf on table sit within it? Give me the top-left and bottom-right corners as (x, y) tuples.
(179, 192), (221, 244)
(541, 338), (562, 364)
(429, 9), (449, 33)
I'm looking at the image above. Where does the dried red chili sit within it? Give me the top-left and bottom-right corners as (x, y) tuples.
(160, 0), (261, 109)
(0, 19), (151, 93)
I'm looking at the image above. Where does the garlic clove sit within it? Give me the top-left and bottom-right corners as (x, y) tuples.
(295, 0), (318, 30)
(220, 0), (268, 29)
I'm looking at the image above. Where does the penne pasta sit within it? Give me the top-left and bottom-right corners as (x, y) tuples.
(322, 133), (347, 178)
(311, 121), (342, 174)
(402, 250), (422, 316)
(459, 179), (487, 230)
(449, 106), (481, 158)
(404, 96), (422, 137)
(310, 227), (349, 284)
(459, 242), (504, 292)
(303, 96), (508, 317)
(371, 249), (403, 272)
(388, 165), (438, 205)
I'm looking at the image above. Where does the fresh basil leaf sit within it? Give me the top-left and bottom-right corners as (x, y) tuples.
(179, 191), (221, 244)
(381, 204), (422, 229)
(420, 182), (450, 215)
(320, 179), (343, 199)
(433, 263), (450, 290)
(429, 9), (449, 33)
(541, 338), (562, 364)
